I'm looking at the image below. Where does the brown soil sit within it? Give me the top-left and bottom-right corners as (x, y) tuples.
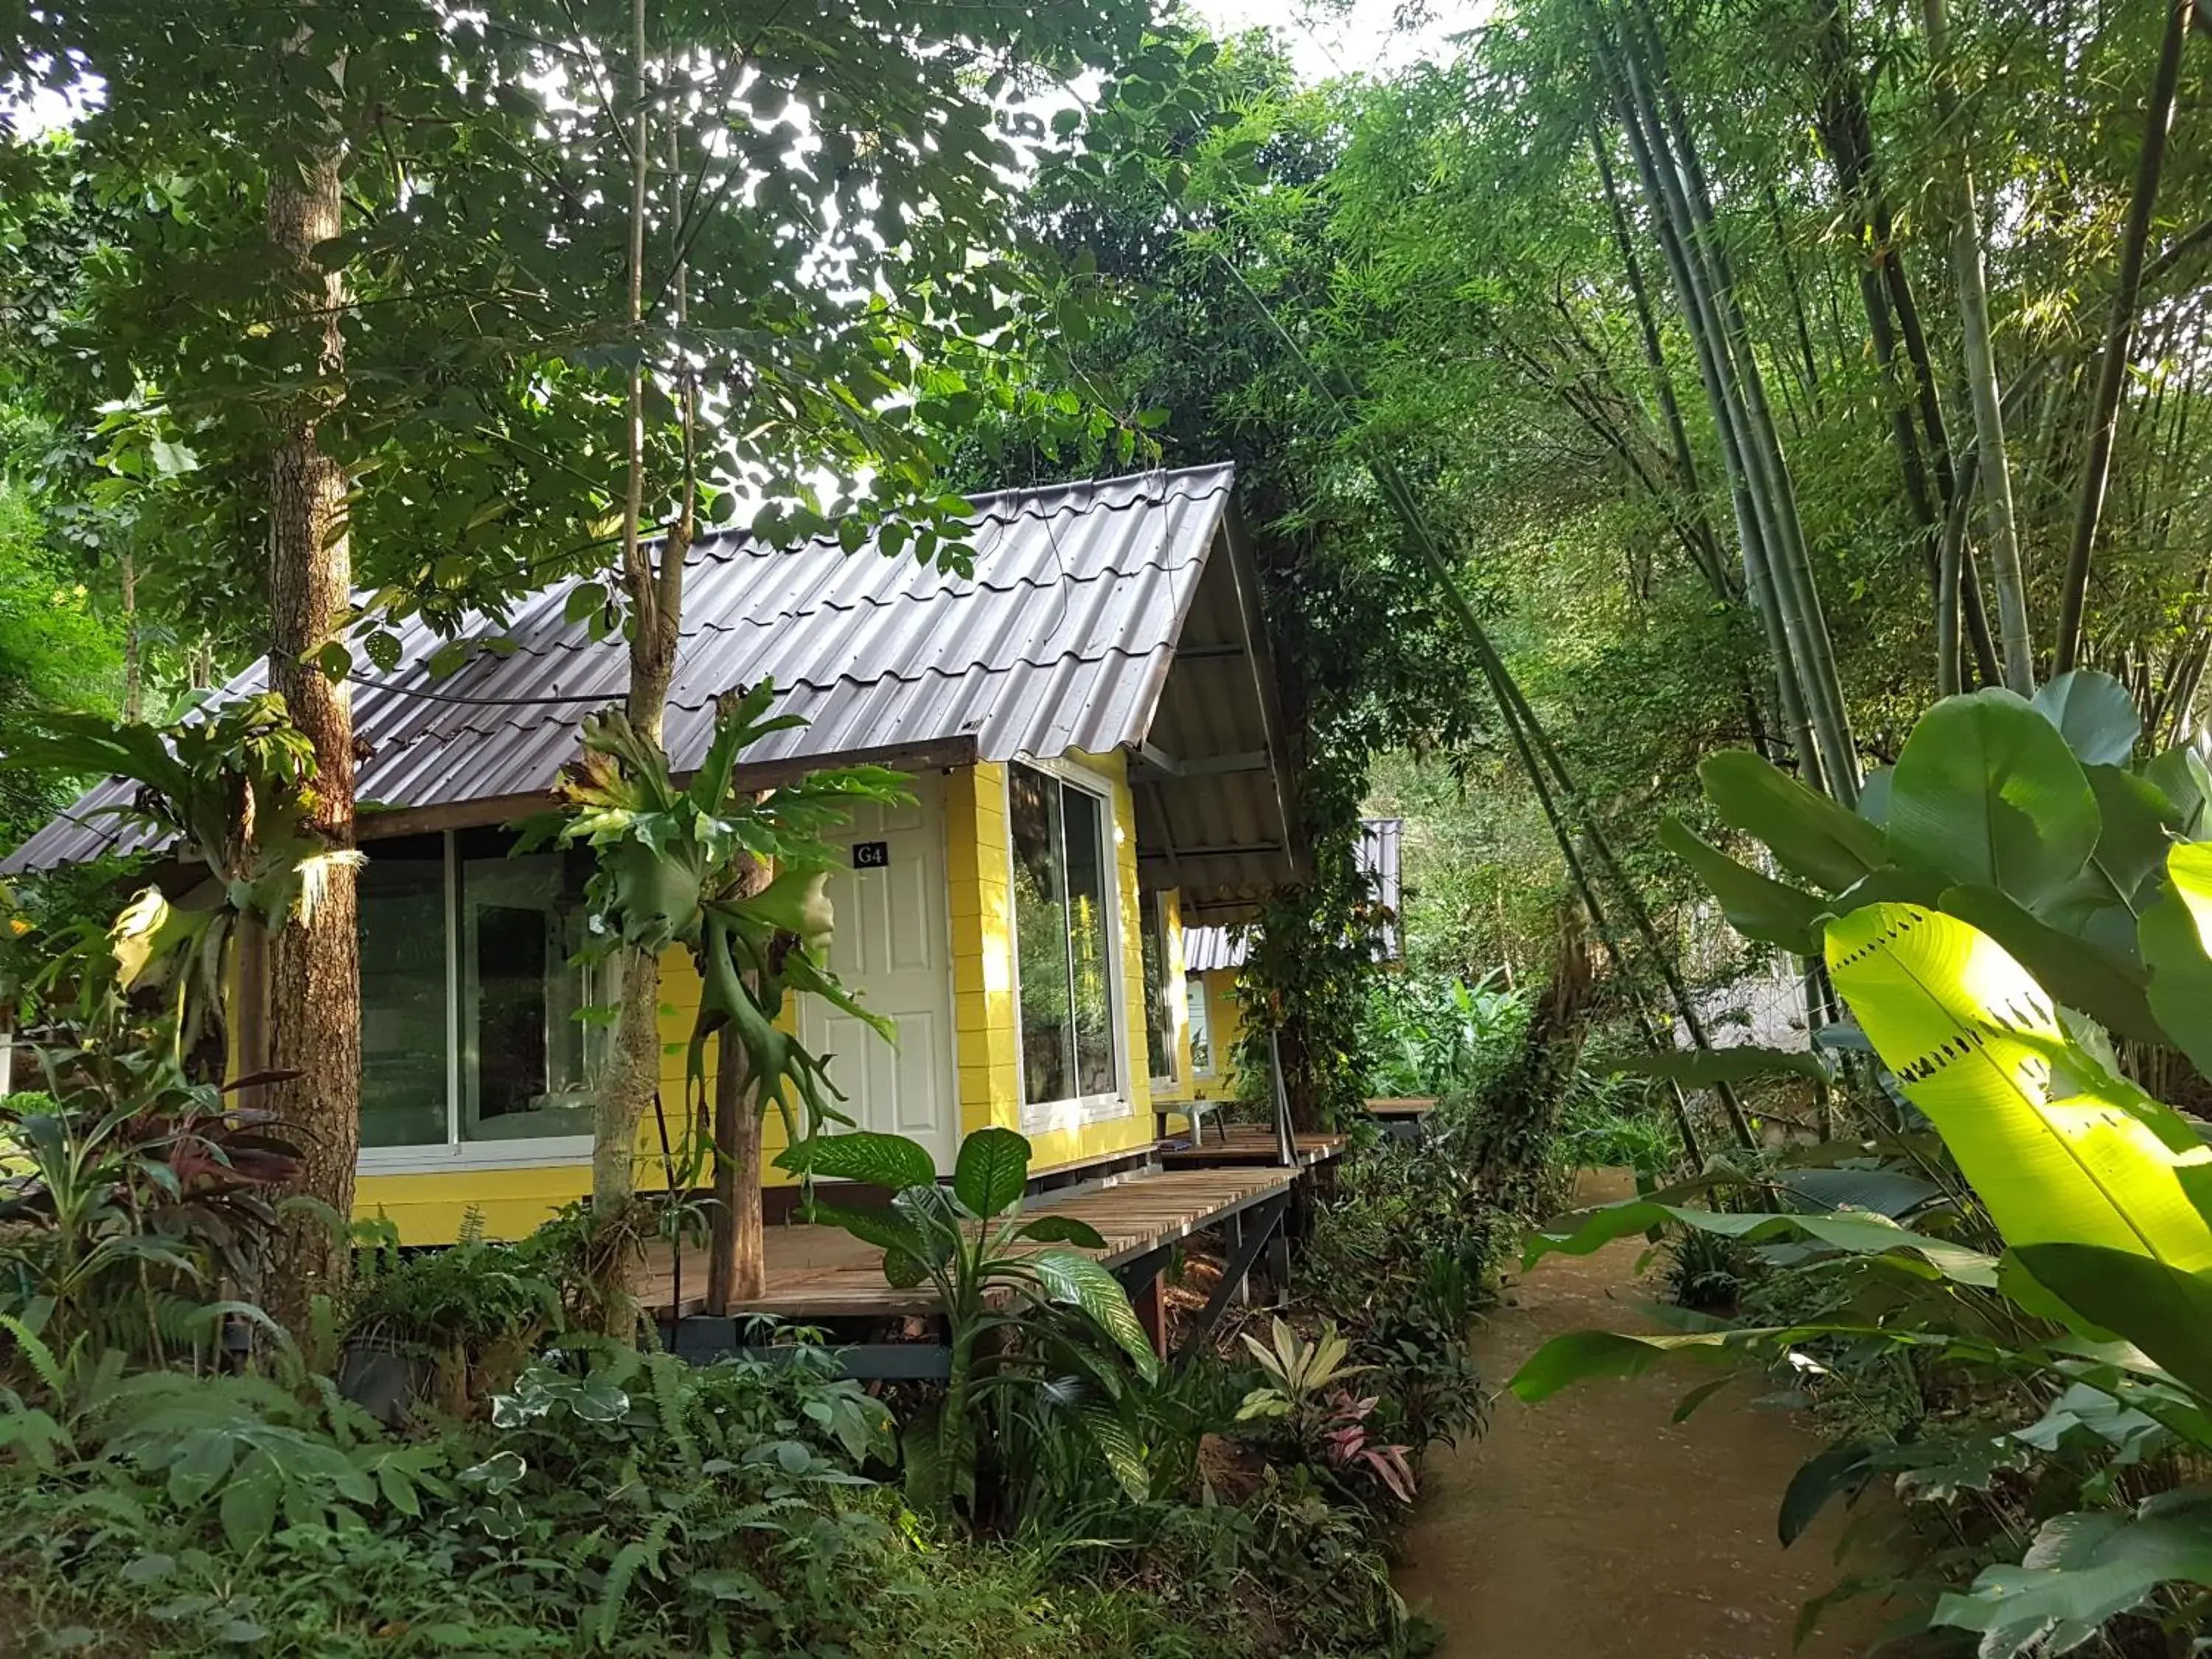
(1394, 1170), (1896, 1659)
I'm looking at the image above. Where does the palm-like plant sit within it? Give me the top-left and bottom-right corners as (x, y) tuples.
(7, 694), (344, 1063)
(779, 1124), (1160, 1521)
(526, 681), (910, 1155)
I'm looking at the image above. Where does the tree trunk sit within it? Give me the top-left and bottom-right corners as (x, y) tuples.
(1923, 0), (2035, 693)
(705, 1023), (765, 1312)
(262, 144), (360, 1335)
(2056, 0), (2194, 672)
(120, 551), (141, 723)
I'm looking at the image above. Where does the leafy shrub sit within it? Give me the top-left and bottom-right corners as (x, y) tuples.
(1363, 970), (1528, 1099)
(341, 1211), (564, 1419)
(1, 1054), (298, 1376)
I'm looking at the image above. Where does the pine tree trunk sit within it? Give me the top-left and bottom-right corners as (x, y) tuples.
(263, 145), (360, 1335)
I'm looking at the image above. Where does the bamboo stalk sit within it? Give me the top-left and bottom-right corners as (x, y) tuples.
(1922, 0), (2034, 693)
(2056, 0), (2196, 673)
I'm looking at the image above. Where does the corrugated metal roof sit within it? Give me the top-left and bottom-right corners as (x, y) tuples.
(7, 465), (1243, 872)
(1365, 815), (1404, 962)
(1184, 922), (1251, 974)
(1180, 815), (1402, 975)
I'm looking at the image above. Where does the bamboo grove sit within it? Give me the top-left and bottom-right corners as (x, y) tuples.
(1028, 0), (2212, 1003)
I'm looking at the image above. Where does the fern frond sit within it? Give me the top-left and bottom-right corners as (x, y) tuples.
(647, 1354), (700, 1471)
(593, 1513), (676, 1648)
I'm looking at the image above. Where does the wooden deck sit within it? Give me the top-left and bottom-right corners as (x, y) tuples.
(637, 1164), (1298, 1321)
(1155, 1124), (1348, 1168)
(1364, 1095), (1439, 1119)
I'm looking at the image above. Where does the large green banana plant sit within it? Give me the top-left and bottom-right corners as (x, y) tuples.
(1514, 894), (2212, 1654)
(1509, 669), (2212, 1655)
(1662, 671), (2211, 1055)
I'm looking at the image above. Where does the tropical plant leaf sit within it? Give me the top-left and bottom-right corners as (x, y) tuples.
(952, 1126), (1030, 1219)
(1933, 1492), (2212, 1658)
(1074, 1398), (1149, 1501)
(1826, 904), (2212, 1278)
(2143, 842), (2212, 1077)
(2011, 1244), (2212, 1398)
(806, 1201), (928, 1262)
(1778, 1441), (1877, 1546)
(1015, 1214), (1109, 1249)
(2144, 745), (2212, 839)
(1608, 1044), (1828, 1086)
(1773, 1166), (1940, 1219)
(1885, 689), (2099, 909)
(1658, 818), (1823, 953)
(1697, 749), (1888, 891)
(776, 1130), (938, 1194)
(2030, 669), (2141, 767)
(1508, 1329), (1736, 1403)
(1027, 1251), (1158, 1381)
(1939, 883), (2161, 1043)
(2081, 764), (2177, 908)
(1522, 1199), (2000, 1286)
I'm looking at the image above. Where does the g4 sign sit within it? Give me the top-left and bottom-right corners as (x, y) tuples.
(852, 840), (890, 870)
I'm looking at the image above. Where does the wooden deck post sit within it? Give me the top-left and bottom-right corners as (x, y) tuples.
(1132, 1269), (1168, 1360)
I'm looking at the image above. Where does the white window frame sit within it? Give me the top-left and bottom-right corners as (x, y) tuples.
(357, 830), (597, 1176)
(1005, 755), (1133, 1136)
(1185, 977), (1217, 1079)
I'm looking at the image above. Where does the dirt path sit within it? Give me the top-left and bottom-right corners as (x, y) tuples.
(1394, 1172), (1890, 1658)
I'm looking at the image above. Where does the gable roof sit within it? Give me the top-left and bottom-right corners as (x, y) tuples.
(7, 465), (1293, 909)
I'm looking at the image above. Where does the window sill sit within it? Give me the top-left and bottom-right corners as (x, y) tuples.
(358, 1136), (596, 1177)
(1020, 1093), (1135, 1136)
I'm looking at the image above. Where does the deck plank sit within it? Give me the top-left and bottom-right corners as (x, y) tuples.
(638, 1164), (1300, 1321)
(1155, 1125), (1347, 1167)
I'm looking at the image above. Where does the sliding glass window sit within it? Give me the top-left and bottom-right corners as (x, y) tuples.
(356, 833), (604, 1155)
(1009, 762), (1121, 1110)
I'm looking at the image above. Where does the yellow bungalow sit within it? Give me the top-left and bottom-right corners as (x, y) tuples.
(7, 465), (1299, 1243)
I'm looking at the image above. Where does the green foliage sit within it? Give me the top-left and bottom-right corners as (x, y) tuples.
(0, 473), (122, 850)
(5, 696), (345, 1066)
(527, 682), (913, 1154)
(1513, 678), (2212, 1648)
(0, 1051), (299, 1373)
(1361, 970), (1528, 1100)
(780, 1125), (1158, 1526)
(340, 1214), (566, 1420)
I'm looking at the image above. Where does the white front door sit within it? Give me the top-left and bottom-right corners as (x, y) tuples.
(798, 771), (958, 1171)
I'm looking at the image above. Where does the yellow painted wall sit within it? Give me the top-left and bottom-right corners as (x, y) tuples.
(351, 750), (1159, 1243)
(949, 753), (1157, 1173)
(1151, 887), (1194, 1105)
(948, 761), (1020, 1139)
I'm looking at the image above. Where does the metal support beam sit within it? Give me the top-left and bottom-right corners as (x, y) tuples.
(1130, 748), (1274, 784)
(1175, 1192), (1290, 1367)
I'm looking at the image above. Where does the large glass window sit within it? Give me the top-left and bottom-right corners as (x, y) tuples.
(359, 857), (451, 1148)
(459, 856), (598, 1141)
(1186, 980), (1214, 1077)
(355, 836), (603, 1156)
(1009, 762), (1121, 1108)
(1139, 894), (1178, 1084)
